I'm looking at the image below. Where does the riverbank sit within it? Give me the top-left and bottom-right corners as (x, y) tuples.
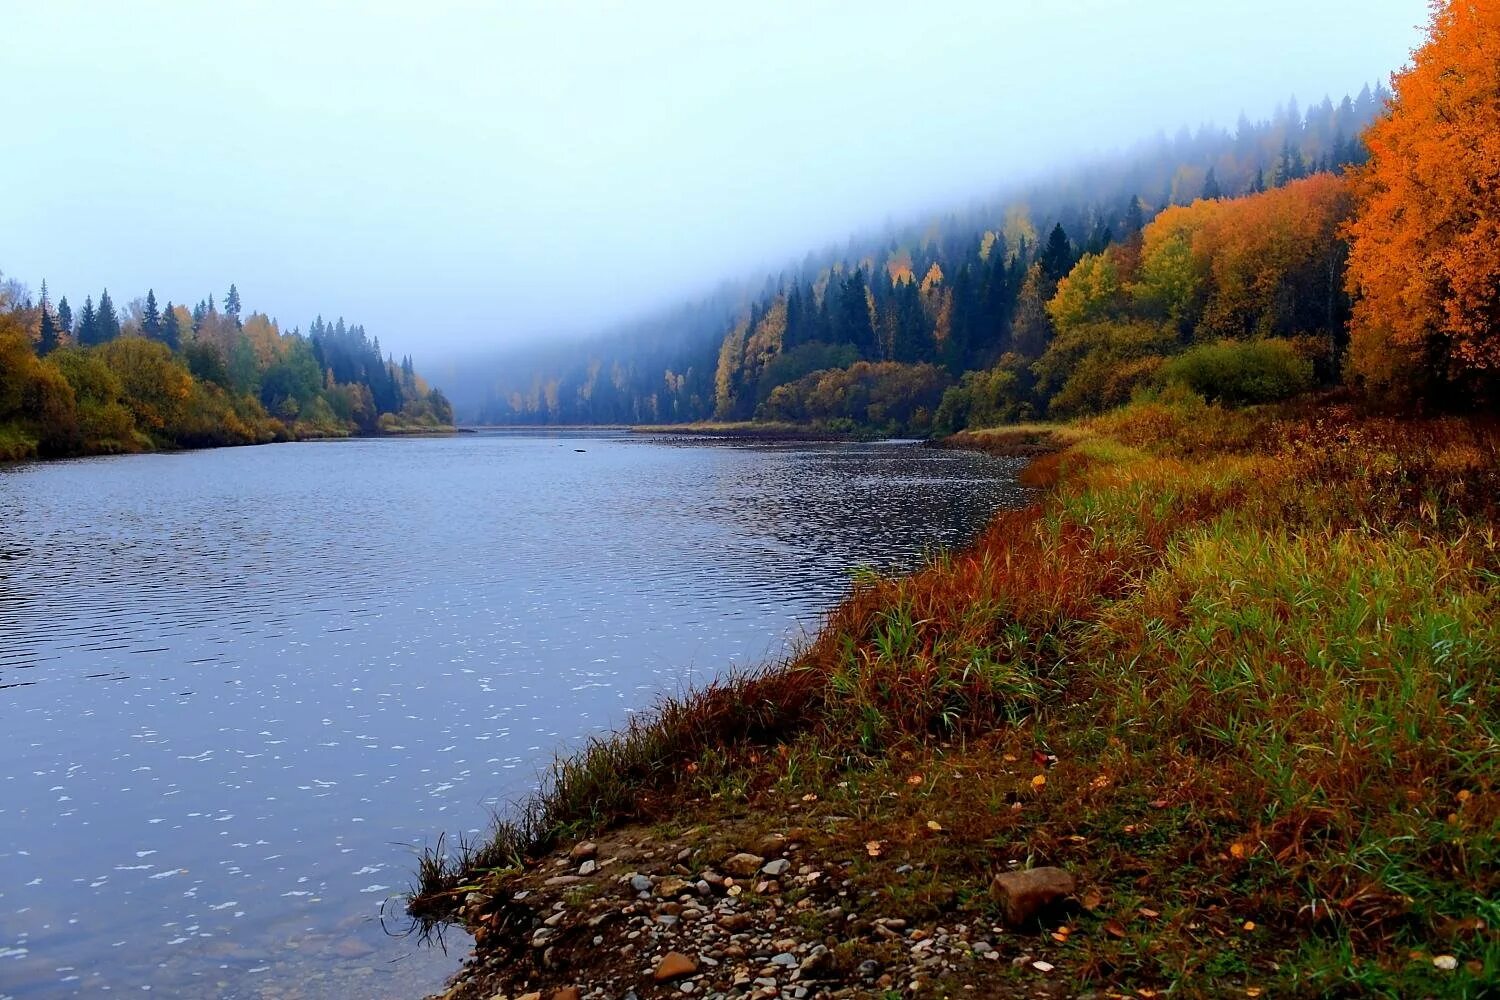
(411, 394), (1498, 999)
(630, 421), (865, 442)
(0, 419), (458, 463)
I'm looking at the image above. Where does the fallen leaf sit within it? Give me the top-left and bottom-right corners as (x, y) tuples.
(1149, 798), (1169, 809)
(1090, 774), (1111, 790)
(1003, 753), (1018, 763)
(1457, 789), (1472, 803)
(1138, 908), (1160, 919)
(865, 840), (883, 857)
(1031, 774), (1047, 790)
(1081, 889), (1103, 911)
(926, 820), (943, 832)
(907, 774), (924, 785)
(1102, 919), (1126, 939)
(1433, 955), (1458, 971)
(1229, 842), (1248, 860)
(1242, 920), (1256, 932)
(801, 793), (818, 802)
(1031, 960), (1055, 972)
(1245, 988), (1263, 997)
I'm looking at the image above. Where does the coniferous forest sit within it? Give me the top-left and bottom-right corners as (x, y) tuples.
(466, 86), (1409, 432)
(0, 280), (452, 460)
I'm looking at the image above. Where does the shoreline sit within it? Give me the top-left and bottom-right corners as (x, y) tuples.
(0, 423), (461, 465)
(629, 422), (866, 442)
(407, 397), (1498, 999)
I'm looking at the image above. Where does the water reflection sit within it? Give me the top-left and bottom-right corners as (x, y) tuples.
(0, 431), (1025, 999)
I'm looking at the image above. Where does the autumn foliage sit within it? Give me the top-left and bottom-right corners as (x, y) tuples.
(1345, 0), (1500, 395)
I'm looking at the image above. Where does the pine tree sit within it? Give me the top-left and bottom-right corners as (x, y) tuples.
(1123, 196), (1146, 239)
(835, 268), (876, 356)
(143, 289), (162, 342)
(224, 284), (242, 326)
(78, 295), (99, 346)
(1038, 224), (1075, 284)
(37, 280), (60, 355)
(160, 301), (182, 350)
(96, 289), (121, 342)
(57, 296), (72, 337)
(1202, 166), (1222, 200)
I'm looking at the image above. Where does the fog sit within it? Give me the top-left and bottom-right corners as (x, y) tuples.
(2, 1), (1423, 363)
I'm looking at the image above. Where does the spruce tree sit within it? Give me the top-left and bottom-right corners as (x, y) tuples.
(96, 289), (121, 341)
(57, 296), (72, 337)
(37, 281), (60, 355)
(143, 289), (162, 342)
(224, 284), (242, 326)
(1038, 224), (1075, 284)
(1202, 166), (1222, 200)
(1123, 196), (1146, 240)
(836, 269), (876, 357)
(78, 295), (99, 346)
(160, 301), (182, 350)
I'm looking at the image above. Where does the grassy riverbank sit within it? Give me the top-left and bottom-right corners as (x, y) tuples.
(413, 394), (1498, 1000)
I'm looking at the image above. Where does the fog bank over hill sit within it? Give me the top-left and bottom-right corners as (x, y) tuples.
(2, 2), (1422, 365)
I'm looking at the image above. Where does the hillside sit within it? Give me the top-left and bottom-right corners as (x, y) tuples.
(466, 85), (1389, 431)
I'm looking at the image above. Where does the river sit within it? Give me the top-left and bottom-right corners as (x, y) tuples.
(0, 430), (1025, 999)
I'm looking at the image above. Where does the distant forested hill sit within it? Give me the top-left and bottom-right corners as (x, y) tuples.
(0, 280), (451, 461)
(467, 86), (1390, 429)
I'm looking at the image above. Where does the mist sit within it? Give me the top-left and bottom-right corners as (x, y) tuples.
(2, 1), (1423, 364)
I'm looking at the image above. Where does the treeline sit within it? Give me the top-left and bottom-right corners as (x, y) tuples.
(471, 85), (1391, 429)
(0, 279), (451, 461)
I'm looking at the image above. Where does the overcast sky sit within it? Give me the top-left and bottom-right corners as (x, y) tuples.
(2, 1), (1424, 361)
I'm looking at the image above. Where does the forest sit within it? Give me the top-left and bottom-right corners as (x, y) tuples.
(0, 280), (452, 461)
(469, 83), (1415, 431)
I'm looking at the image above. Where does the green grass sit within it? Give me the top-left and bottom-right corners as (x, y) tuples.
(412, 395), (1499, 996)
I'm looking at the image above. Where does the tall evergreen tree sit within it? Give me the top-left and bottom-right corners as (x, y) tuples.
(224, 284), (242, 326)
(37, 280), (60, 355)
(1123, 196), (1146, 240)
(160, 301), (182, 350)
(96, 289), (121, 342)
(77, 295), (100, 346)
(890, 277), (928, 363)
(1038, 224), (1076, 284)
(1202, 166), (1223, 200)
(835, 268), (877, 357)
(142, 289), (162, 342)
(56, 296), (72, 337)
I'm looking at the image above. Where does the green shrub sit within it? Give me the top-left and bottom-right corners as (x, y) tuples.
(1163, 338), (1315, 406)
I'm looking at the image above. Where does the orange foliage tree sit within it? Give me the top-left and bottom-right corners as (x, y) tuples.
(1135, 174), (1352, 346)
(1345, 0), (1500, 394)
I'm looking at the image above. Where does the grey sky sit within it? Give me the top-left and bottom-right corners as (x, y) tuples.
(2, 1), (1423, 362)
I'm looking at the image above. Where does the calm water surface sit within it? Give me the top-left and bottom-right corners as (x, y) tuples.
(0, 431), (1025, 999)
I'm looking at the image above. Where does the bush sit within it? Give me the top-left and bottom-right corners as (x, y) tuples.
(758, 361), (950, 435)
(1032, 320), (1176, 417)
(933, 352), (1037, 434)
(1163, 338), (1314, 406)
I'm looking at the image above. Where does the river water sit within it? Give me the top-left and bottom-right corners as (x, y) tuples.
(0, 430), (1024, 999)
